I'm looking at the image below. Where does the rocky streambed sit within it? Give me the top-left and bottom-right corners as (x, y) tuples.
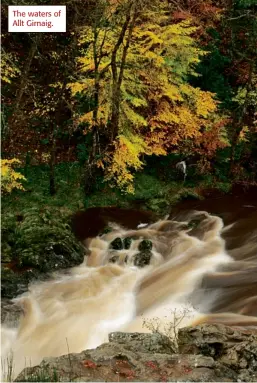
(14, 324), (257, 382)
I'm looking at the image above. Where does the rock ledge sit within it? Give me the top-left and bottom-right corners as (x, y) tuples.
(15, 324), (257, 382)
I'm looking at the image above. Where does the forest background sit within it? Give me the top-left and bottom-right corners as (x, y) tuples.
(1, 0), (257, 297)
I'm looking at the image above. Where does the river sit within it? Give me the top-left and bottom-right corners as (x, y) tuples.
(1, 184), (257, 380)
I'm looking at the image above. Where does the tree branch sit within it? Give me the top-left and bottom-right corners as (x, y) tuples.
(228, 11), (256, 21)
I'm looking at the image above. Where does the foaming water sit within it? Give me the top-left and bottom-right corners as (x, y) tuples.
(1, 210), (257, 380)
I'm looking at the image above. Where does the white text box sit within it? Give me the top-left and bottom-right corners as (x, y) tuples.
(8, 5), (66, 33)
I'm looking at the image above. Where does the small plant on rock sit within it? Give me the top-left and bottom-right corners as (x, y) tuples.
(142, 306), (195, 352)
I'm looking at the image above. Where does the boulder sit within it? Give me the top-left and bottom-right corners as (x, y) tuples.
(15, 324), (257, 382)
(123, 237), (133, 250)
(1, 298), (23, 326)
(110, 238), (123, 250)
(15, 343), (222, 382)
(138, 239), (152, 251)
(178, 324), (257, 374)
(110, 237), (133, 250)
(134, 250), (152, 267)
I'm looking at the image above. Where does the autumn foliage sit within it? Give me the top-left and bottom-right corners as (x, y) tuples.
(70, 2), (229, 191)
(1, 0), (256, 194)
(1, 159), (26, 194)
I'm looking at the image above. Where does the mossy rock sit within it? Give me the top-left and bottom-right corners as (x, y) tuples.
(1, 268), (20, 298)
(123, 237), (133, 249)
(138, 239), (152, 251)
(1, 267), (40, 299)
(16, 235), (84, 273)
(134, 250), (152, 267)
(1, 208), (85, 298)
(101, 226), (113, 235)
(110, 237), (134, 251)
(110, 237), (123, 250)
(12, 209), (84, 272)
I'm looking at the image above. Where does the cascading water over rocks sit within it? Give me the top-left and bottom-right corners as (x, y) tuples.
(1, 207), (257, 381)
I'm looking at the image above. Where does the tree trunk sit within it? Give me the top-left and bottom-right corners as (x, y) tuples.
(24, 151), (31, 178)
(49, 130), (56, 196)
(229, 61), (254, 176)
(48, 78), (67, 196)
(83, 1), (137, 196)
(8, 36), (41, 127)
(110, 3), (137, 141)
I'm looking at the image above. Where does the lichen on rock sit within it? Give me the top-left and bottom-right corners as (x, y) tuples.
(15, 324), (257, 382)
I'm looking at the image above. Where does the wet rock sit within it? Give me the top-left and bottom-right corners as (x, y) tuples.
(1, 268), (24, 299)
(71, 207), (156, 241)
(17, 245), (84, 273)
(123, 237), (132, 250)
(138, 239), (152, 251)
(16, 324), (257, 382)
(1, 298), (23, 325)
(109, 255), (119, 263)
(134, 250), (152, 267)
(110, 237), (123, 250)
(110, 237), (133, 251)
(102, 226), (113, 235)
(1, 267), (43, 299)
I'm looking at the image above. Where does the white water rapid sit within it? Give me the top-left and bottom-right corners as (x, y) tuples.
(1, 209), (257, 380)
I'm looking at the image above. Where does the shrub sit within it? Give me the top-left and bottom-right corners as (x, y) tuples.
(142, 306), (195, 352)
(1, 159), (26, 194)
(1, 207), (85, 298)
